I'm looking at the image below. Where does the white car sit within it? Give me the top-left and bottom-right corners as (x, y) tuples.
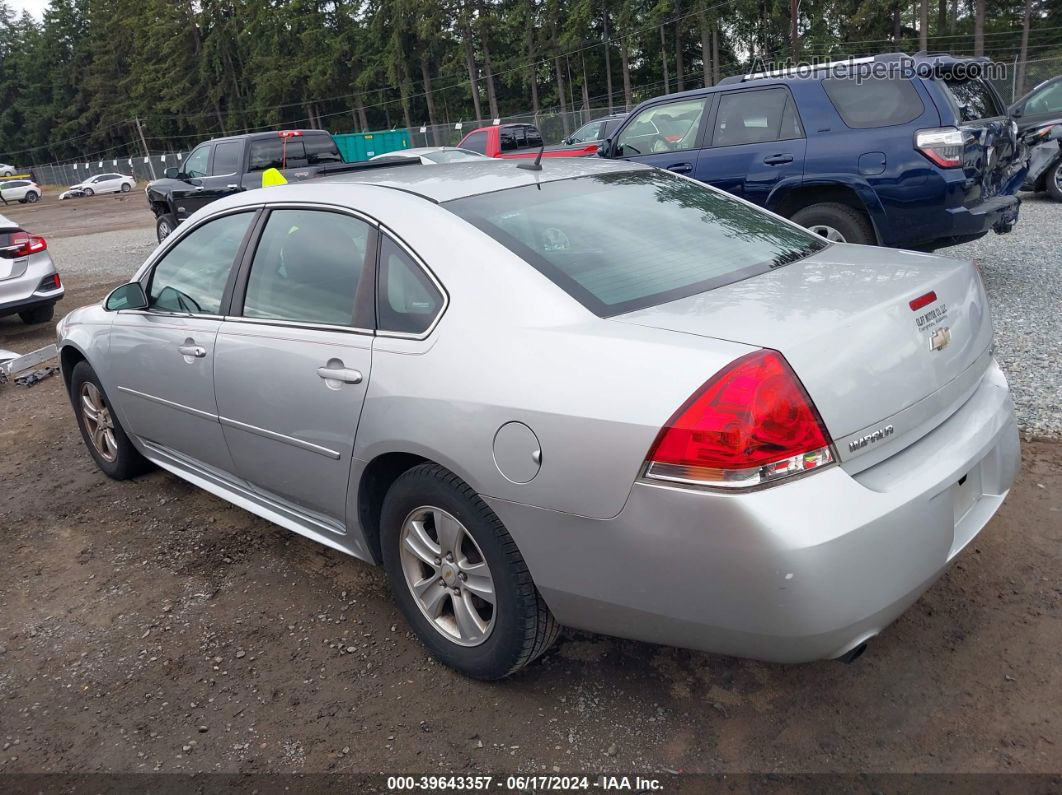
(371, 147), (487, 165)
(0, 180), (42, 204)
(0, 164), (16, 177)
(67, 172), (136, 197)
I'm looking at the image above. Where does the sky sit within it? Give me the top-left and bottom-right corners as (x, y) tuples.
(8, 0), (48, 20)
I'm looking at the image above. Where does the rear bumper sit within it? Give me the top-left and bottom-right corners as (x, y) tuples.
(0, 252), (63, 317)
(944, 193), (1021, 239)
(488, 360), (1019, 662)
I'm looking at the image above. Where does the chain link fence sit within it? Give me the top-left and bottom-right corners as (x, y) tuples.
(26, 152), (185, 189)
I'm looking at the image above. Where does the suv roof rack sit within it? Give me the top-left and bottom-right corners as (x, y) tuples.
(724, 55), (877, 84)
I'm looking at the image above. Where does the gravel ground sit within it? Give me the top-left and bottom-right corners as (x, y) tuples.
(950, 195), (1062, 438)
(47, 227), (157, 281)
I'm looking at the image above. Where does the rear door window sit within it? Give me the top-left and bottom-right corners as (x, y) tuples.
(212, 142), (242, 175)
(242, 209), (372, 327)
(942, 77), (1004, 121)
(712, 88), (803, 145)
(822, 77), (925, 128)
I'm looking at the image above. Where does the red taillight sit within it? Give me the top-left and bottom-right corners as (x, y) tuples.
(7, 232), (47, 257)
(645, 350), (834, 489)
(909, 291), (937, 311)
(278, 130), (303, 138)
(915, 127), (964, 169)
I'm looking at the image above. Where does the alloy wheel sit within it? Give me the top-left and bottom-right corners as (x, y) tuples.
(80, 382), (118, 463)
(399, 506), (496, 647)
(807, 224), (847, 242)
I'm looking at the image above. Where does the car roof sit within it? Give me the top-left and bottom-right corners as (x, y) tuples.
(316, 157), (650, 203)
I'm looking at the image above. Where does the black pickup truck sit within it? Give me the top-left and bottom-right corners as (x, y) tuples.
(146, 130), (345, 242)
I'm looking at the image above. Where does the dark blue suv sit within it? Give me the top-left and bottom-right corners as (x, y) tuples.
(599, 53), (1025, 250)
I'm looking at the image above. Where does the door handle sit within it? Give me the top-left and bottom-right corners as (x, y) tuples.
(316, 366), (363, 384)
(177, 344), (206, 358)
(667, 162), (694, 174)
(763, 154), (794, 165)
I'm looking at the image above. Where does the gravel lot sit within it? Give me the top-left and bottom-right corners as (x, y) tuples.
(0, 191), (1060, 777)
(950, 195), (1062, 438)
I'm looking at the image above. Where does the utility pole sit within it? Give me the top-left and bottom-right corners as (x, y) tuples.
(790, 0), (800, 62)
(134, 117), (156, 180)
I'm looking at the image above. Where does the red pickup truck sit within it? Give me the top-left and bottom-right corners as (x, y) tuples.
(457, 123), (599, 159)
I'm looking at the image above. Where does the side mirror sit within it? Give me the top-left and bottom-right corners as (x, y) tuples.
(1010, 104), (1024, 119)
(104, 282), (148, 312)
(163, 166), (180, 179)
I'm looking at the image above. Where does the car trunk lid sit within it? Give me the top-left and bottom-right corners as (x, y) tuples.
(0, 222), (29, 282)
(613, 244), (993, 464)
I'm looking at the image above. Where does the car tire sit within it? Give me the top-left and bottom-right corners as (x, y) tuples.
(25, 190), (39, 203)
(156, 213), (178, 242)
(70, 361), (152, 480)
(791, 202), (875, 245)
(121, 183), (131, 193)
(1047, 161), (1062, 202)
(18, 304), (54, 324)
(380, 462), (560, 679)
(83, 187), (94, 197)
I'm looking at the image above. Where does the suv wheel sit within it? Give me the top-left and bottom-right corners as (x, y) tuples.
(791, 202), (875, 245)
(70, 361), (152, 480)
(121, 182), (131, 193)
(25, 191), (39, 204)
(1047, 161), (1062, 202)
(156, 213), (177, 242)
(380, 463), (560, 679)
(18, 304), (53, 324)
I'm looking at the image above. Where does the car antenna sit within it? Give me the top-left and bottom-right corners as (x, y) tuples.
(518, 145), (545, 171)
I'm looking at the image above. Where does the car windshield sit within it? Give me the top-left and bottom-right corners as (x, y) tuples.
(445, 169), (825, 317)
(423, 150), (484, 163)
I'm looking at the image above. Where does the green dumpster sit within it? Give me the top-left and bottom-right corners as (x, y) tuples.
(333, 130), (412, 162)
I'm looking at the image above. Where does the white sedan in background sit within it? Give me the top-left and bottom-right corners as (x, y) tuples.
(0, 180), (42, 204)
(371, 147), (487, 165)
(0, 163), (17, 177)
(64, 172), (136, 198)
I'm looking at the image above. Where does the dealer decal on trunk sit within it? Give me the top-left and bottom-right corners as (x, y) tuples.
(910, 291), (951, 352)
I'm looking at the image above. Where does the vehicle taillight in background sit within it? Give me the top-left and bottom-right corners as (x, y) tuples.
(915, 127), (964, 168)
(5, 232), (48, 257)
(645, 350), (835, 489)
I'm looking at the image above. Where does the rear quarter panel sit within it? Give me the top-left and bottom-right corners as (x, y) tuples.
(790, 77), (950, 248)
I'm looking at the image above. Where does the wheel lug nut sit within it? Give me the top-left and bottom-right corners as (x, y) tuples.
(433, 557), (441, 566)
(446, 552), (454, 562)
(459, 573), (467, 581)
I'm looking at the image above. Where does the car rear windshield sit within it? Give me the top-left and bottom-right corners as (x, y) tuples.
(941, 77), (1004, 121)
(247, 134), (342, 172)
(821, 76), (925, 128)
(445, 170), (825, 317)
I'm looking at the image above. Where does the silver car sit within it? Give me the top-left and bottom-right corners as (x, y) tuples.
(1, 212), (64, 324)
(57, 159), (1018, 679)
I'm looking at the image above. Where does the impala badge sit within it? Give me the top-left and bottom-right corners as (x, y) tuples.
(930, 327), (952, 352)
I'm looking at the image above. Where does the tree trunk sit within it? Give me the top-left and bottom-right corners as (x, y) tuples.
(937, 0), (947, 33)
(660, 25), (669, 94)
(949, 0), (957, 33)
(699, 6), (711, 86)
(603, 9), (614, 114)
(674, 0), (685, 91)
(399, 64), (414, 133)
(464, 32), (482, 122)
(790, 0), (799, 61)
(354, 94), (368, 133)
(919, 0), (928, 50)
(580, 54), (591, 122)
(483, 40), (500, 120)
(526, 27), (540, 119)
(1016, 0), (1031, 95)
(421, 52), (441, 145)
(620, 41), (633, 109)
(893, 2), (902, 44)
(712, 25), (720, 84)
(552, 15), (570, 136)
(973, 0), (984, 55)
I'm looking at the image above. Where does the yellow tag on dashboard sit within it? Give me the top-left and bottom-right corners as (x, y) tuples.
(261, 168), (288, 188)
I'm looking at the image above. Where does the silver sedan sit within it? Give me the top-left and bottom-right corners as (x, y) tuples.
(57, 159), (1019, 678)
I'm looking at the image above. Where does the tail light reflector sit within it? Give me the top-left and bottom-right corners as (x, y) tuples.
(645, 350), (835, 489)
(915, 127), (964, 169)
(909, 291), (937, 311)
(6, 232), (48, 257)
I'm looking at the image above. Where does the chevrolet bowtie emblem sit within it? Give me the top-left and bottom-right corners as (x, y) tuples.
(930, 327), (952, 352)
